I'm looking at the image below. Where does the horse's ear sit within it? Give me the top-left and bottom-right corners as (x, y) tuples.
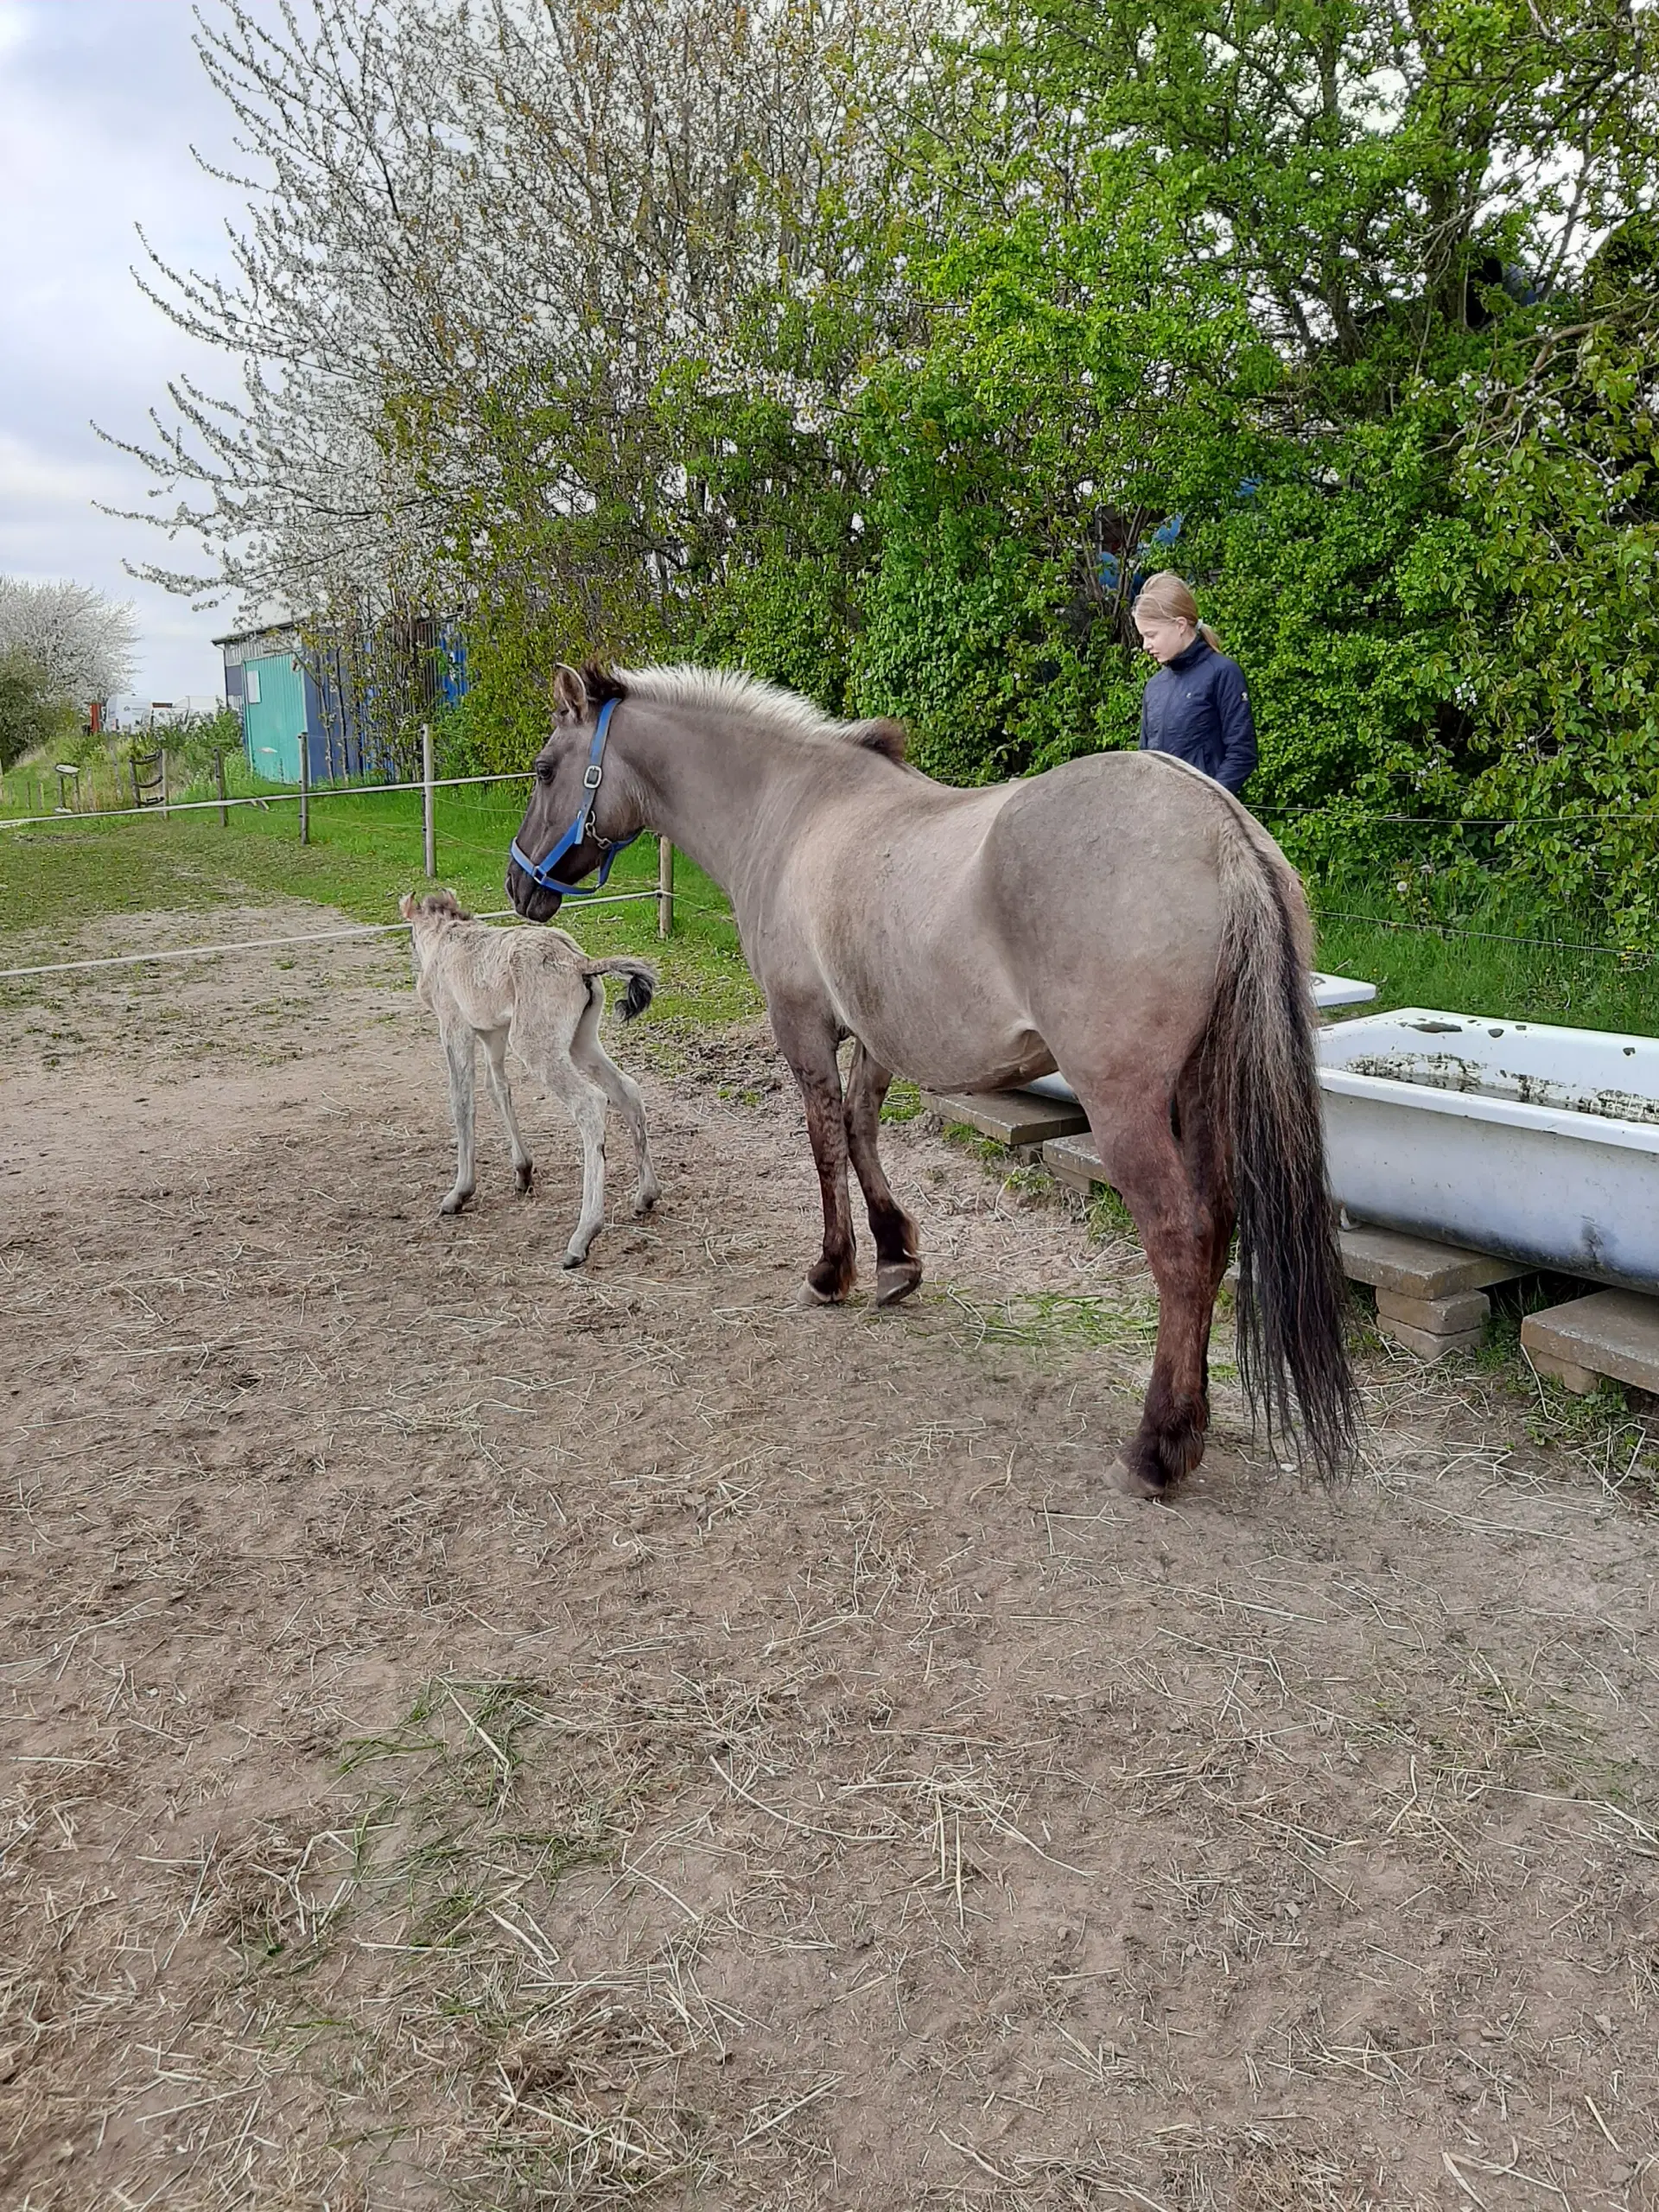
(550, 664), (588, 725)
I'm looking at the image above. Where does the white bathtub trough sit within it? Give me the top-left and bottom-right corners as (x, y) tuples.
(1318, 1010), (1659, 1292)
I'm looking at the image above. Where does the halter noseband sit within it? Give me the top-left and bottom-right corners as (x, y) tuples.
(509, 697), (640, 898)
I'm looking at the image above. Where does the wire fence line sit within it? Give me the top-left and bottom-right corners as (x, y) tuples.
(0, 767), (535, 834)
(1311, 907), (1651, 962)
(0, 748), (690, 938)
(1261, 809), (1659, 828)
(2, 894), (1632, 987)
(0, 887), (738, 986)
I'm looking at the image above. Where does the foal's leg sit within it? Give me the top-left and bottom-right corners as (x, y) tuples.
(571, 992), (659, 1217)
(541, 1060), (611, 1265)
(1082, 1082), (1219, 1497)
(481, 1026), (534, 1196)
(771, 1003), (857, 1302)
(844, 1044), (921, 1306)
(511, 1000), (611, 1266)
(438, 1018), (479, 1216)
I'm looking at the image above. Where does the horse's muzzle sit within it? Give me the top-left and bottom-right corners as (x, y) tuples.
(505, 860), (563, 922)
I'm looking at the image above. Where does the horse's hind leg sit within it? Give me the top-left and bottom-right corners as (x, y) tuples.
(844, 1044), (921, 1306)
(436, 1019), (480, 1215)
(542, 1060), (610, 1266)
(481, 1027), (534, 1195)
(771, 1001), (857, 1302)
(571, 990), (659, 1217)
(1175, 1049), (1236, 1307)
(1082, 1081), (1219, 1497)
(510, 995), (609, 1266)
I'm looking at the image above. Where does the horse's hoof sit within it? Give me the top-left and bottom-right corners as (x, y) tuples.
(796, 1278), (838, 1306)
(514, 1164), (534, 1196)
(562, 1249), (586, 1270)
(632, 1188), (659, 1217)
(874, 1264), (922, 1306)
(440, 1190), (474, 1217)
(1113, 1457), (1170, 1502)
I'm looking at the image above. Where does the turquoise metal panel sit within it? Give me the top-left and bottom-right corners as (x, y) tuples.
(242, 652), (307, 782)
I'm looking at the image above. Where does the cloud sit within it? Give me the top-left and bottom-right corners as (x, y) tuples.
(0, 1), (261, 700)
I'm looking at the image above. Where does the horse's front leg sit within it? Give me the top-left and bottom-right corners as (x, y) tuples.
(844, 1043), (922, 1306)
(772, 1007), (857, 1303)
(438, 1020), (479, 1215)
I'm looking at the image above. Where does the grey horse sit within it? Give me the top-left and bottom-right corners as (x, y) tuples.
(507, 664), (1355, 1493)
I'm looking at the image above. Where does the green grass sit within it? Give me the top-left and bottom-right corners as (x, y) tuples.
(1313, 901), (1659, 1036)
(0, 775), (763, 1033)
(945, 1285), (1162, 1353)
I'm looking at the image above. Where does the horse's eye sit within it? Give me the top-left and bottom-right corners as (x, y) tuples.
(535, 764), (554, 787)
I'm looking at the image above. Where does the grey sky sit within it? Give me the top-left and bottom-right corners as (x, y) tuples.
(0, 0), (255, 704)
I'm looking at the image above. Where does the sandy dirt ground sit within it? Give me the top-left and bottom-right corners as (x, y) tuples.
(3, 902), (1659, 2211)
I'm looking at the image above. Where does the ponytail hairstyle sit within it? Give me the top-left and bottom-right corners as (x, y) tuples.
(1133, 570), (1222, 651)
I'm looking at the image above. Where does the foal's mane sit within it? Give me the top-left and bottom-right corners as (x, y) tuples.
(582, 661), (907, 765)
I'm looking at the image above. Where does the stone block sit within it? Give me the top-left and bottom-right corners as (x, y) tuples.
(1526, 1348), (1598, 1395)
(1377, 1316), (1486, 1361)
(1521, 1290), (1659, 1395)
(1375, 1287), (1491, 1337)
(1042, 1132), (1108, 1192)
(923, 1088), (1089, 1147)
(1338, 1224), (1521, 1301)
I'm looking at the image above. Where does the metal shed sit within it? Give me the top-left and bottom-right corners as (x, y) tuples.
(214, 620), (467, 785)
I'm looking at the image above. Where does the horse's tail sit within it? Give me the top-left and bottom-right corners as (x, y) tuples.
(1201, 820), (1357, 1479)
(582, 957), (657, 1023)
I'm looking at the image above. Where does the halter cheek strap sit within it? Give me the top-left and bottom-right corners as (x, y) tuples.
(508, 698), (640, 897)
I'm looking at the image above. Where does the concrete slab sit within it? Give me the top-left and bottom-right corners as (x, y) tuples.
(1375, 1287), (1491, 1337)
(923, 1088), (1089, 1147)
(1042, 1132), (1108, 1192)
(1521, 1290), (1659, 1396)
(1339, 1224), (1522, 1301)
(1379, 1317), (1486, 1362)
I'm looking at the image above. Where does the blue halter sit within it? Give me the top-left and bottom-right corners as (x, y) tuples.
(508, 698), (640, 899)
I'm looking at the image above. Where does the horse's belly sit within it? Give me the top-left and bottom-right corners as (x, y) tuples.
(832, 972), (1052, 1094)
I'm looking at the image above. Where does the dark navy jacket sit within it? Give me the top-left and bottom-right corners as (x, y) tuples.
(1139, 634), (1257, 796)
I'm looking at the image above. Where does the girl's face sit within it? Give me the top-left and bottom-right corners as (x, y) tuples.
(1135, 608), (1197, 664)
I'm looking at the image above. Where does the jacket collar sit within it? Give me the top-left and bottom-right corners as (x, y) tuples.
(1166, 632), (1213, 673)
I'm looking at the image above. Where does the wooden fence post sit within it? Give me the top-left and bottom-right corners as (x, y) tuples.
(657, 836), (675, 938)
(215, 749), (228, 829)
(298, 732), (310, 846)
(422, 722), (436, 878)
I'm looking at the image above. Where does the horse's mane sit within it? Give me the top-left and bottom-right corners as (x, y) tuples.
(581, 661), (907, 765)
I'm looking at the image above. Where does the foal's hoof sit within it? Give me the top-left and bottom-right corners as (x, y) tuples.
(632, 1187), (659, 1217)
(514, 1163), (535, 1197)
(562, 1249), (587, 1271)
(440, 1189), (474, 1217)
(874, 1262), (922, 1307)
(1113, 1457), (1171, 1503)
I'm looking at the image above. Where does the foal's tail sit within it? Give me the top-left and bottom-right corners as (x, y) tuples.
(1201, 823), (1357, 1479)
(582, 957), (657, 1023)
